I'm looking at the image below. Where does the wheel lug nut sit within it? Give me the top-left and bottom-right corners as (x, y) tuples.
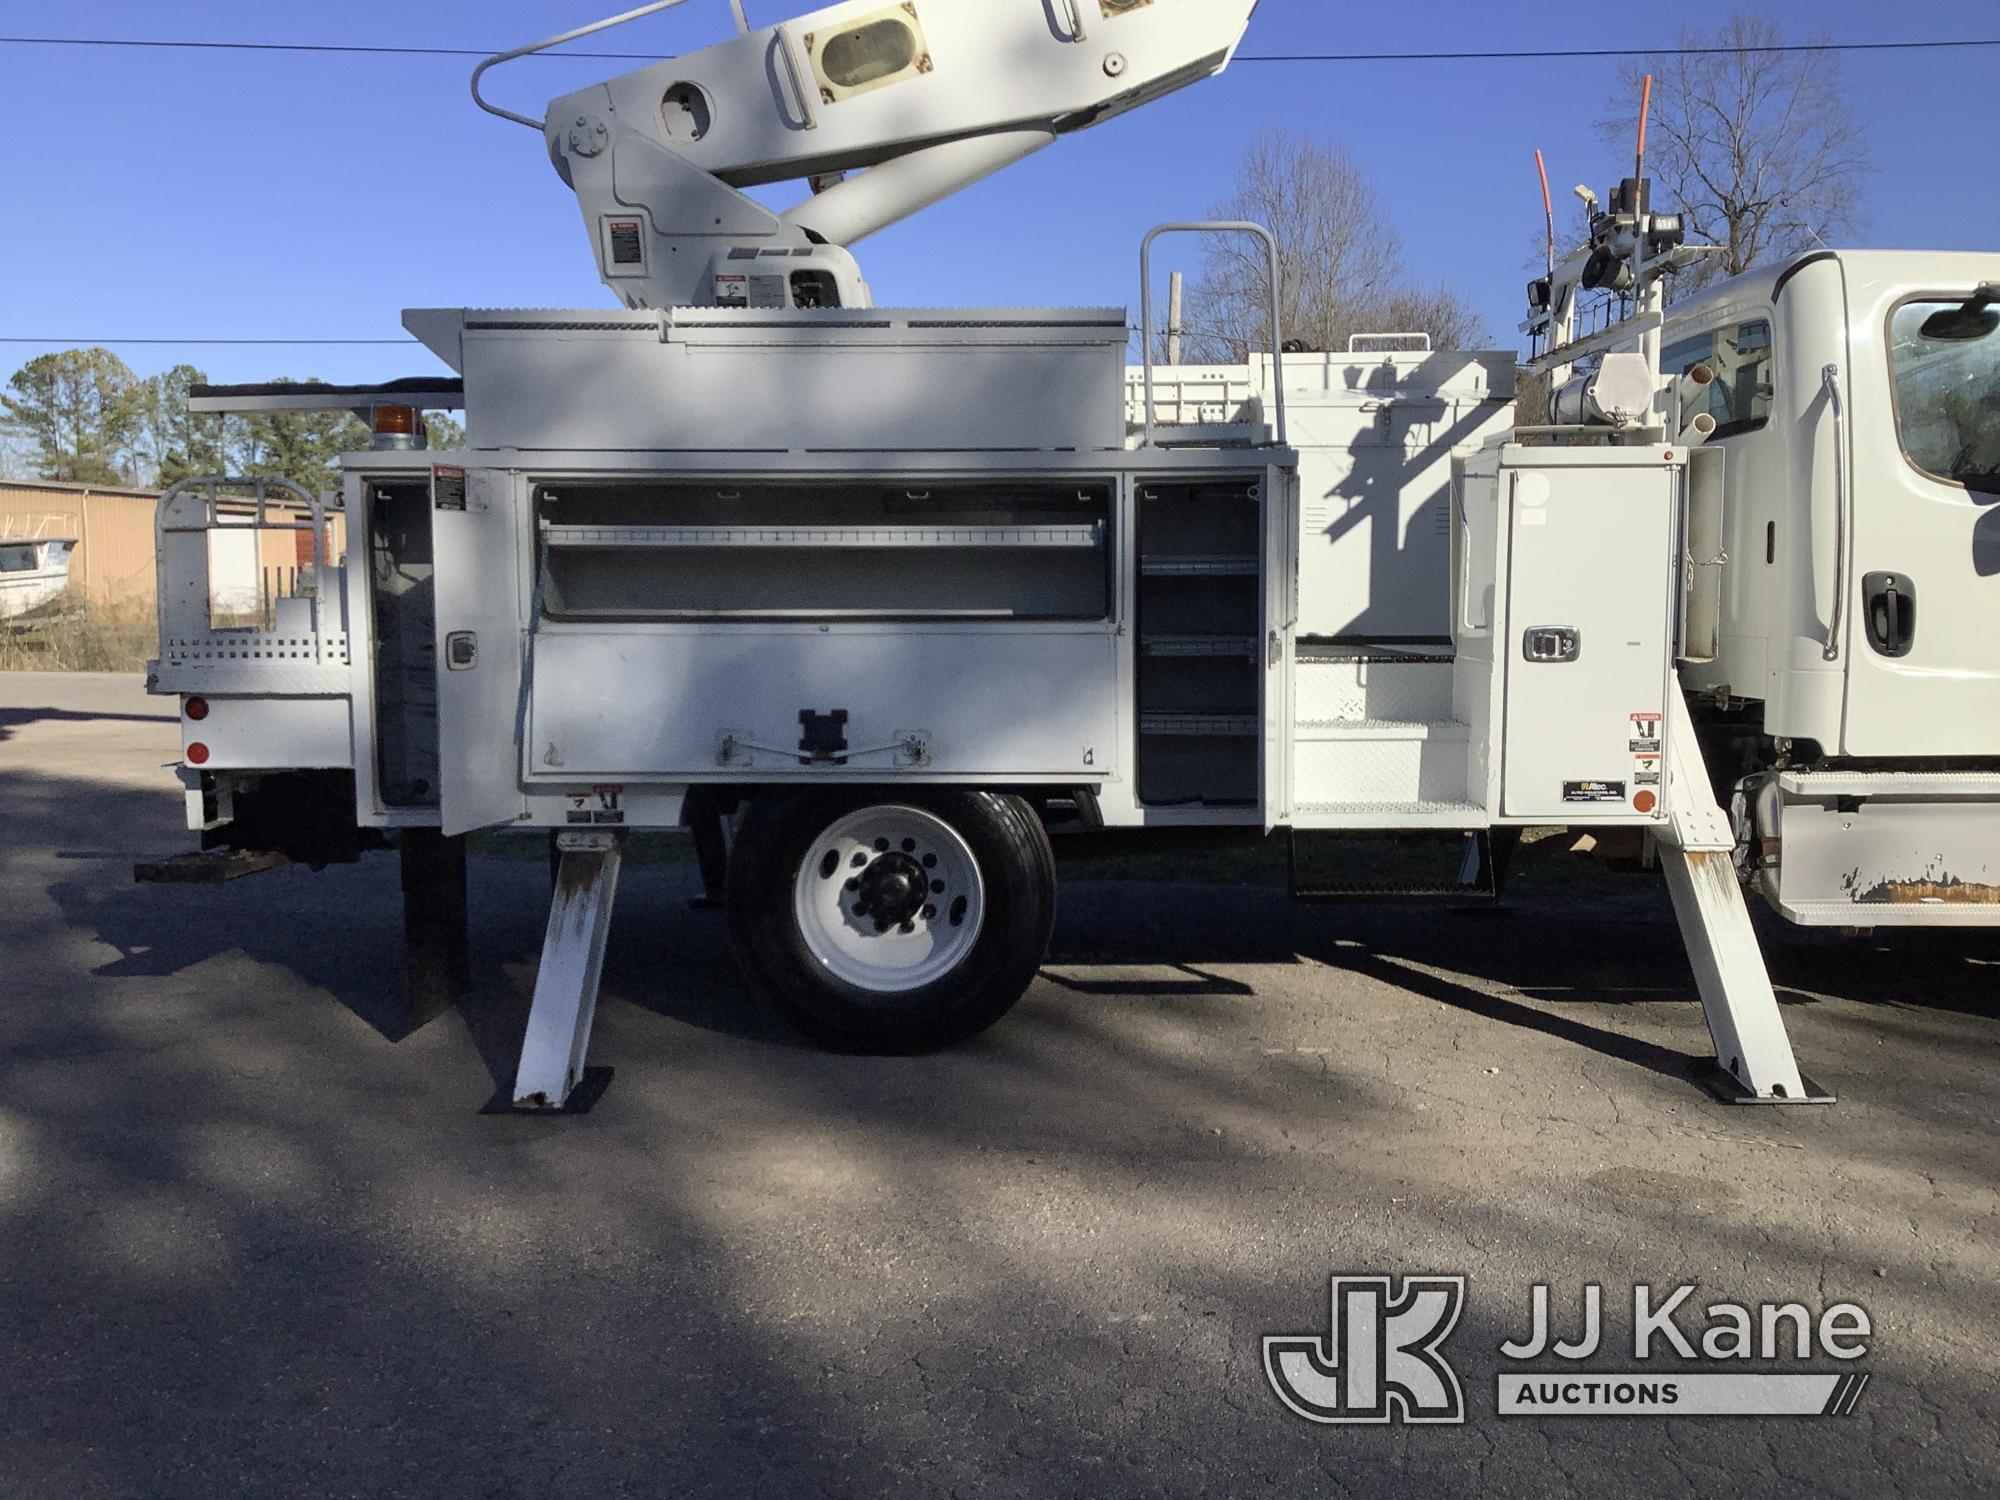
(898, 921), (915, 934)
(922, 904), (937, 920)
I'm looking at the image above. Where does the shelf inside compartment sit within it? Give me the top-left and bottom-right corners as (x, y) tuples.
(1139, 713), (1260, 737)
(1134, 479), (1264, 808)
(1140, 635), (1259, 658)
(543, 523), (1105, 551)
(534, 477), (1113, 621)
(1139, 555), (1259, 578)
(1136, 732), (1259, 806)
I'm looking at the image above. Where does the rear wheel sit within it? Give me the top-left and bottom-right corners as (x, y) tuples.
(726, 789), (1056, 1052)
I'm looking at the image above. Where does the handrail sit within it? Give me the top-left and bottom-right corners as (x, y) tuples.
(1349, 332), (1434, 354)
(472, 0), (700, 132)
(1820, 364), (1848, 662)
(158, 476), (327, 562)
(156, 476), (334, 655)
(1140, 222), (1287, 449)
(772, 22), (819, 132)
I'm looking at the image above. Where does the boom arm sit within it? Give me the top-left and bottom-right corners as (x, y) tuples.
(478, 0), (1262, 309)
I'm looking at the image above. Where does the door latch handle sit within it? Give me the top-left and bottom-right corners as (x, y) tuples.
(1522, 626), (1582, 663)
(445, 631), (478, 671)
(1861, 571), (1917, 658)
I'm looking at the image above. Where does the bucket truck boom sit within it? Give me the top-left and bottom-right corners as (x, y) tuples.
(473, 0), (1262, 308)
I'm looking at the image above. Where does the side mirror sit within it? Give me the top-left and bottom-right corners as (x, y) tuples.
(1919, 283), (2000, 342)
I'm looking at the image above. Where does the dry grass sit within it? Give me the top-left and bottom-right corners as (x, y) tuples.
(0, 595), (155, 674)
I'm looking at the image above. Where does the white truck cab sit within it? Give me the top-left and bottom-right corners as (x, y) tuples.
(1666, 251), (2000, 919)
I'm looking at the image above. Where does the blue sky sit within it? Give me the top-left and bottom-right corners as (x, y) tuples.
(2, 0), (1996, 387)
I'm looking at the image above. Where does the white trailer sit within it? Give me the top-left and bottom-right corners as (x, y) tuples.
(143, 0), (1905, 1112)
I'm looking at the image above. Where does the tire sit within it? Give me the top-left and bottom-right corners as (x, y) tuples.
(725, 788), (1056, 1053)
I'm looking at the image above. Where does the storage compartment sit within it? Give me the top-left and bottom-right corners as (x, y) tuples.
(367, 479), (441, 809)
(537, 480), (1112, 621)
(1135, 479), (1262, 807)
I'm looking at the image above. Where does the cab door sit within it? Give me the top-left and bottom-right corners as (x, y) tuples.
(431, 466), (529, 835)
(1840, 262), (2000, 755)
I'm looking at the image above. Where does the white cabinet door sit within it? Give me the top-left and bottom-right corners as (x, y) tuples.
(431, 468), (529, 836)
(1500, 463), (1677, 822)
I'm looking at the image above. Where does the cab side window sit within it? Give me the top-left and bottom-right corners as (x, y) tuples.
(1663, 319), (1774, 439)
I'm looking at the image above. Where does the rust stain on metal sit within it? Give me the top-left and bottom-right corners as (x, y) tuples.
(555, 856), (603, 898)
(1854, 877), (2000, 906)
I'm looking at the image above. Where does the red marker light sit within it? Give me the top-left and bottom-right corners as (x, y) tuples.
(186, 742), (211, 766)
(1634, 789), (1658, 814)
(184, 696), (209, 722)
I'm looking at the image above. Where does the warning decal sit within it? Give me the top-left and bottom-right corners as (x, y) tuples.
(432, 466), (467, 512)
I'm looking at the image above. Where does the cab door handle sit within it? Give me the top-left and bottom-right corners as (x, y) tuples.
(1862, 572), (1916, 658)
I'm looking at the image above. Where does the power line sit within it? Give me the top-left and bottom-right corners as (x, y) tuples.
(3, 33), (1999, 64)
(0, 36), (662, 61)
(1235, 38), (2000, 62)
(0, 338), (419, 347)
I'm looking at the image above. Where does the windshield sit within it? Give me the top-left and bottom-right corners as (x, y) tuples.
(1889, 296), (2000, 494)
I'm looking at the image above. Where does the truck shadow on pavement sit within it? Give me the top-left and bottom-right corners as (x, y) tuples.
(0, 704), (177, 743)
(6, 765), (2000, 1494)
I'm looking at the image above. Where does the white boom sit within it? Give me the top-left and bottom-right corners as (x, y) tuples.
(474, 0), (1261, 308)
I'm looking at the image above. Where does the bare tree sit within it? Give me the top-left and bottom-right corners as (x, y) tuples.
(1602, 12), (1871, 294)
(1181, 131), (1485, 360)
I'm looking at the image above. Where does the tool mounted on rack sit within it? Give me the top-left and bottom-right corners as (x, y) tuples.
(1522, 76), (1721, 434)
(473, 0), (1261, 310)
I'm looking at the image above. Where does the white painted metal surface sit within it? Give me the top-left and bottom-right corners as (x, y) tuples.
(431, 470), (529, 837)
(1127, 351), (1516, 639)
(529, 627), (1118, 783)
(514, 831), (625, 1109)
(488, 0), (1262, 306)
(1495, 452), (1677, 824)
(1774, 795), (2000, 925)
(409, 307), (1130, 454)
(1655, 690), (1820, 1102)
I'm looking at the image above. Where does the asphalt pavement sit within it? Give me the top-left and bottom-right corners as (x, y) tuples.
(1, 672), (1995, 1497)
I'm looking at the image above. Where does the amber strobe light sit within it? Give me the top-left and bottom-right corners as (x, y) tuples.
(374, 404), (418, 436)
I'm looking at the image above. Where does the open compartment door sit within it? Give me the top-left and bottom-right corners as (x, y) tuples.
(1263, 463), (1299, 831)
(431, 466), (528, 836)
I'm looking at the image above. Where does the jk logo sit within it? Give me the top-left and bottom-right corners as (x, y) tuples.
(1265, 1276), (1467, 1425)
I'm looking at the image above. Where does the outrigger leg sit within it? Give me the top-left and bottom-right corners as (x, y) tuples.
(513, 830), (625, 1111)
(1657, 690), (1832, 1104)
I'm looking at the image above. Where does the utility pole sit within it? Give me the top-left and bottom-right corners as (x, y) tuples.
(1166, 271), (1184, 367)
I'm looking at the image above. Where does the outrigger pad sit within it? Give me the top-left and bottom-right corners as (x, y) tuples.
(483, 1067), (616, 1116)
(1699, 1064), (1836, 1107)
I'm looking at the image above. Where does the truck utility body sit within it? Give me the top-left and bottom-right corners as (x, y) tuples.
(142, 0), (1987, 1113)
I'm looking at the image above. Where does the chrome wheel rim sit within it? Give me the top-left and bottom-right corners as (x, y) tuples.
(792, 805), (986, 994)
